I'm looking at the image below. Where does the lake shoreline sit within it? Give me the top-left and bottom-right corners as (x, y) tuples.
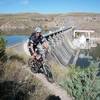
(2, 35), (29, 47)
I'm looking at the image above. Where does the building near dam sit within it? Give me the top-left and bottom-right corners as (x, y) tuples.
(72, 30), (97, 49)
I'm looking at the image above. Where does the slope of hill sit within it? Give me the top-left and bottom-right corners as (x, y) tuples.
(0, 12), (100, 35)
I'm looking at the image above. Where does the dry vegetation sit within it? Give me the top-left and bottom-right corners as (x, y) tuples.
(0, 53), (50, 100)
(5, 60), (50, 100)
(50, 63), (69, 82)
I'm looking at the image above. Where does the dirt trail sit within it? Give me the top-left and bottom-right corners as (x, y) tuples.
(34, 74), (72, 100)
(23, 65), (72, 100)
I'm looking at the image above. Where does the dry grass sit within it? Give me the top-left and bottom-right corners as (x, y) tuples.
(50, 62), (69, 83)
(6, 48), (30, 63)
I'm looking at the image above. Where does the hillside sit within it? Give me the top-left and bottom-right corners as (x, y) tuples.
(0, 12), (100, 35)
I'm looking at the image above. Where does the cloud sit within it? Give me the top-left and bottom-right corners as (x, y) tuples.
(21, 0), (30, 5)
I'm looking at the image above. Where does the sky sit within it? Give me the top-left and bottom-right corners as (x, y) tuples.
(0, 0), (100, 14)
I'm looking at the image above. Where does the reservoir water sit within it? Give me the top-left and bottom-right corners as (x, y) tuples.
(4, 35), (29, 47)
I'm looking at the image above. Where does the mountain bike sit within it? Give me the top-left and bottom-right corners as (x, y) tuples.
(28, 52), (54, 83)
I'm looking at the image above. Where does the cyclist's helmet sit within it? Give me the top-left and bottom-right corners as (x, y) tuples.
(35, 27), (42, 33)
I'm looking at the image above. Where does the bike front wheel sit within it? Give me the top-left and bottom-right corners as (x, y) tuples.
(43, 64), (54, 83)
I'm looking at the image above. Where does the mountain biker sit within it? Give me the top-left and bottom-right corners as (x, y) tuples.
(28, 27), (49, 60)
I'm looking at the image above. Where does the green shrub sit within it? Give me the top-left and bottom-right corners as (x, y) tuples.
(60, 65), (100, 100)
(0, 80), (32, 100)
(0, 36), (7, 62)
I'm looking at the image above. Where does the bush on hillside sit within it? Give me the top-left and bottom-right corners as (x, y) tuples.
(0, 80), (35, 100)
(60, 65), (100, 100)
(0, 36), (7, 63)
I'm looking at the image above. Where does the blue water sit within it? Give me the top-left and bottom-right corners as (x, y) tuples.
(76, 58), (90, 68)
(4, 35), (29, 47)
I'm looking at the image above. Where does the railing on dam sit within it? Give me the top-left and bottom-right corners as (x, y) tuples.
(43, 27), (72, 40)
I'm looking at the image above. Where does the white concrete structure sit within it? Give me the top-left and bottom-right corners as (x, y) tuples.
(73, 30), (95, 39)
(72, 35), (87, 49)
(72, 29), (97, 49)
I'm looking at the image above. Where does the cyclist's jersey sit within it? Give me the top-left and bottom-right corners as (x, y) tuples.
(28, 33), (46, 55)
